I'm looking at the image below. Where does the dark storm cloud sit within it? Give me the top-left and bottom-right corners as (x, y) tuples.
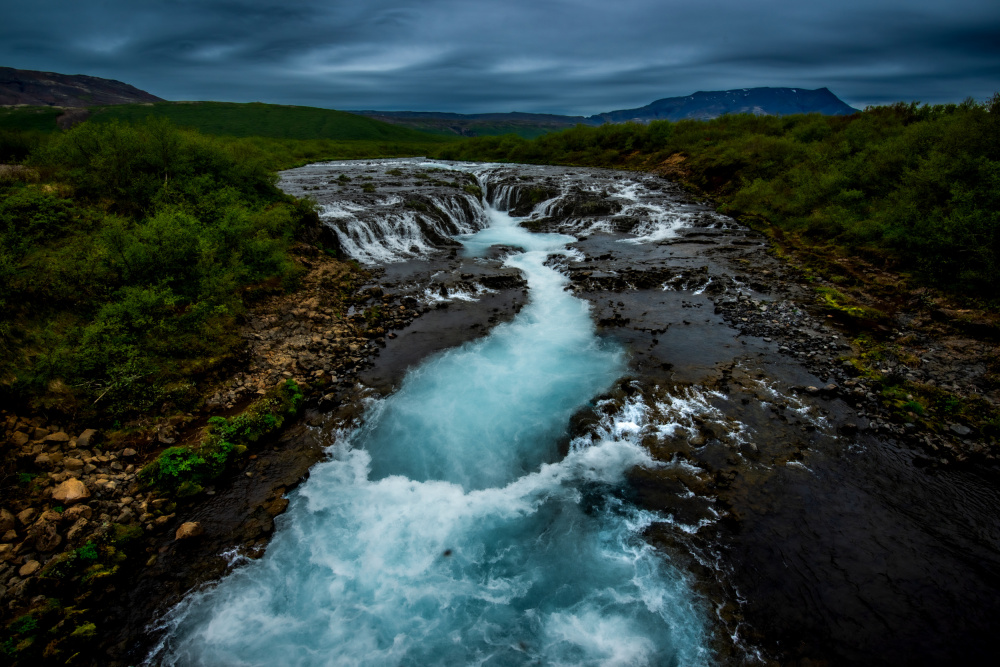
(1, 0), (997, 113)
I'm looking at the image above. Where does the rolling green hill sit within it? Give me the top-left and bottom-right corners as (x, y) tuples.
(91, 101), (454, 142)
(0, 106), (64, 132)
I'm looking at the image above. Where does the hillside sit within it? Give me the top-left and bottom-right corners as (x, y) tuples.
(0, 66), (163, 107)
(351, 110), (595, 138)
(91, 101), (452, 142)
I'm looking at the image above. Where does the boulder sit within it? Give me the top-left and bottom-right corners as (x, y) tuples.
(175, 521), (203, 540)
(76, 429), (98, 448)
(51, 478), (91, 505)
(19, 560), (40, 577)
(66, 518), (89, 543)
(0, 508), (14, 534)
(33, 522), (62, 552)
(16, 508), (37, 526)
(11, 432), (29, 447)
(43, 431), (71, 444)
(63, 505), (92, 522)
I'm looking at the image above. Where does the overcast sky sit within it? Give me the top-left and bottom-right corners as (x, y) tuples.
(2, 0), (997, 114)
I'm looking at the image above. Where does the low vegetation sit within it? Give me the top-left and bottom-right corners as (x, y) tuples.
(437, 96), (1000, 300)
(139, 379), (303, 497)
(0, 117), (314, 420)
(90, 101), (455, 143)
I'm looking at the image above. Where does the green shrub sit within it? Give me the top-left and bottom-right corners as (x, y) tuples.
(0, 119), (316, 417)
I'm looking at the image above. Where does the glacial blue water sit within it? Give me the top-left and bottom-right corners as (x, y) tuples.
(150, 207), (710, 666)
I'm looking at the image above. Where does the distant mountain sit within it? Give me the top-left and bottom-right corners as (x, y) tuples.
(352, 87), (857, 137)
(0, 66), (163, 107)
(590, 87), (857, 123)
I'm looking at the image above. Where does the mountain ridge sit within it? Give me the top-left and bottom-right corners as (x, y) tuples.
(0, 66), (163, 107)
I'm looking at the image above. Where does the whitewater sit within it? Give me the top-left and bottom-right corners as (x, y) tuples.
(148, 204), (710, 666)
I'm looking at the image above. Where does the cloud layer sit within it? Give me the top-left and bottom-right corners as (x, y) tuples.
(2, 0), (997, 113)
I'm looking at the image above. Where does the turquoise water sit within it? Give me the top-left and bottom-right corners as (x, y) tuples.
(151, 207), (710, 666)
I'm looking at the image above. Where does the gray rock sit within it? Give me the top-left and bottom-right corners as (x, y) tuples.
(950, 423), (972, 436)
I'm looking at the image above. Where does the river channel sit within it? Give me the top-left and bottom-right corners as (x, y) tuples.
(148, 159), (1000, 665)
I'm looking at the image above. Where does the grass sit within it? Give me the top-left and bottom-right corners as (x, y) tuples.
(91, 101), (457, 143)
(0, 107), (64, 133)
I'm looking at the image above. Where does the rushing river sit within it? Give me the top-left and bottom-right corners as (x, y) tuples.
(150, 203), (711, 665)
(143, 159), (1000, 665)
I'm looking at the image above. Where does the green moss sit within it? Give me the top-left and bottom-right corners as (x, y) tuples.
(69, 623), (96, 638)
(139, 379), (304, 496)
(815, 287), (888, 322)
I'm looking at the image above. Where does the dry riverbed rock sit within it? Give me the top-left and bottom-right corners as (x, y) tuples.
(175, 521), (204, 540)
(51, 478), (91, 505)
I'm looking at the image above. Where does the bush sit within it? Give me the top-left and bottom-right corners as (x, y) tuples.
(0, 119), (313, 417)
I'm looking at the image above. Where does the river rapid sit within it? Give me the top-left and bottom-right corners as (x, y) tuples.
(147, 159), (1000, 665)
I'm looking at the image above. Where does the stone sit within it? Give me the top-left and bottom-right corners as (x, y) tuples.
(0, 509), (14, 534)
(804, 386), (821, 396)
(122, 448), (137, 459)
(18, 561), (40, 577)
(2, 530), (16, 542)
(30, 427), (49, 440)
(16, 508), (37, 526)
(38, 510), (62, 524)
(11, 432), (29, 447)
(33, 522), (61, 552)
(63, 458), (84, 471)
(66, 518), (89, 543)
(76, 429), (98, 448)
(63, 505), (92, 522)
(175, 522), (204, 540)
(51, 478), (91, 505)
(950, 423), (972, 436)
(42, 431), (70, 444)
